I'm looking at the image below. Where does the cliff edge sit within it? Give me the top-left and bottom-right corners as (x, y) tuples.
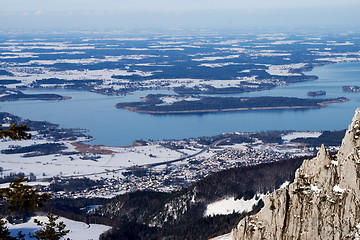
(232, 108), (360, 240)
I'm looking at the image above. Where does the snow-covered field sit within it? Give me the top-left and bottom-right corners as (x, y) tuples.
(0, 67), (154, 84)
(7, 216), (111, 240)
(282, 131), (322, 142)
(199, 62), (241, 68)
(192, 55), (240, 61)
(0, 137), (184, 180)
(24, 55), (158, 65)
(265, 63), (305, 76)
(204, 195), (263, 217)
(158, 95), (200, 105)
(145, 76), (260, 90)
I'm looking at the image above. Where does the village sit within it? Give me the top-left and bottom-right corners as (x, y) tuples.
(47, 131), (323, 199)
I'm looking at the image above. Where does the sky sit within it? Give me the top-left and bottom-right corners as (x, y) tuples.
(1, 0), (360, 31)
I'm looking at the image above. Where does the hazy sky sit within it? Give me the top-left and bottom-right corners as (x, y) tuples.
(1, 0), (360, 30)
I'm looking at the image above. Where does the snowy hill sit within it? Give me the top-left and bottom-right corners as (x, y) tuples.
(8, 216), (110, 240)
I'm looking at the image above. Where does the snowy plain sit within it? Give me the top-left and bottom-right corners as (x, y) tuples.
(0, 137), (185, 180)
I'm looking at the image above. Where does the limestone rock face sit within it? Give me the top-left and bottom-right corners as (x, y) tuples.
(232, 108), (360, 240)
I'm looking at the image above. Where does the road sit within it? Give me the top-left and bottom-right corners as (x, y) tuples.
(145, 137), (229, 168)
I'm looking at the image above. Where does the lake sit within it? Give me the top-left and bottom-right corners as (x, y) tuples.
(1, 62), (360, 146)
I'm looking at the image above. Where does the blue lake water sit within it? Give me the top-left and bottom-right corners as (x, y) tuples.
(1, 62), (360, 146)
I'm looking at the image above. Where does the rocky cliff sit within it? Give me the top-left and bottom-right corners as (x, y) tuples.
(232, 108), (360, 240)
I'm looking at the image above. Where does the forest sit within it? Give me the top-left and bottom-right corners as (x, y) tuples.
(40, 155), (310, 240)
(116, 94), (348, 113)
(0, 90), (66, 101)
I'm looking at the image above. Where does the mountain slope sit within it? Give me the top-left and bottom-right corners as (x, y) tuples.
(95, 157), (307, 239)
(232, 108), (360, 239)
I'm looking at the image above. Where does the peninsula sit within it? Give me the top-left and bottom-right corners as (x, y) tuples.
(0, 90), (70, 101)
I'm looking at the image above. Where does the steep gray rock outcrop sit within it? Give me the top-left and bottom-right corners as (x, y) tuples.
(232, 108), (360, 240)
